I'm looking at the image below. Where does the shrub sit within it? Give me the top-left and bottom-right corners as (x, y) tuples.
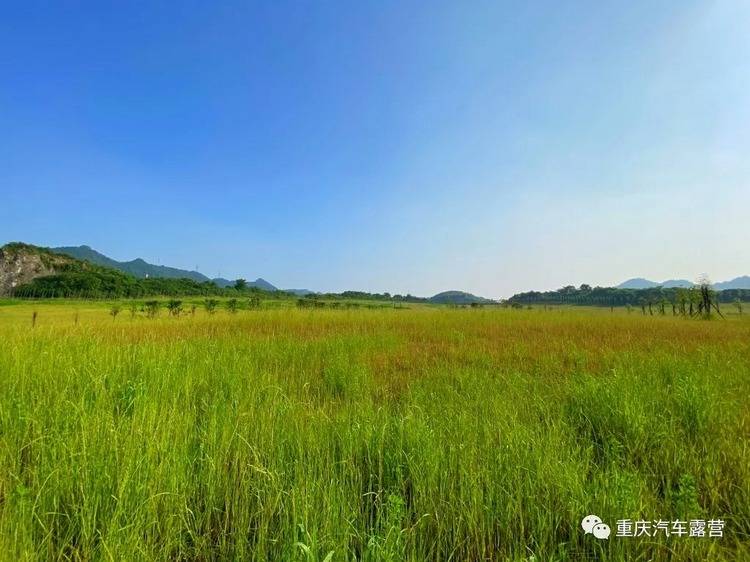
(166, 299), (183, 317)
(144, 300), (160, 318)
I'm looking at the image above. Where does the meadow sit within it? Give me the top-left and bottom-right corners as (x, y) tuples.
(0, 301), (748, 561)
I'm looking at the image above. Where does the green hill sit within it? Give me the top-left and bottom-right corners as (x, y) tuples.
(2, 243), (269, 298)
(53, 245), (211, 282)
(53, 245), (279, 290)
(429, 291), (495, 305)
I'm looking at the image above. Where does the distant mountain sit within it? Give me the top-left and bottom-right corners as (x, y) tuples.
(212, 277), (278, 291)
(660, 279), (694, 288)
(617, 278), (659, 289)
(52, 245), (277, 290)
(618, 276), (748, 290)
(285, 289), (315, 296)
(53, 245), (210, 282)
(250, 278), (277, 291)
(618, 278), (692, 289)
(714, 276), (750, 290)
(617, 275), (750, 291)
(211, 277), (234, 288)
(429, 291), (494, 305)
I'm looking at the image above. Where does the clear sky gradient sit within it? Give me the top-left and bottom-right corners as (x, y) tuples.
(2, 1), (748, 297)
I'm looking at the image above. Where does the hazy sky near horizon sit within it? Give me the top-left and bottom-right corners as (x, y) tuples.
(2, 1), (749, 297)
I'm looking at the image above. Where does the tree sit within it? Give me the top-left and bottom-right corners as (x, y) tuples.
(676, 288), (688, 315)
(204, 299), (218, 315)
(247, 296), (261, 309)
(110, 305), (121, 320)
(226, 298), (239, 313)
(234, 279), (247, 291)
(696, 275), (723, 319)
(167, 299), (183, 317)
(579, 284), (592, 291)
(688, 287), (699, 316)
(144, 300), (160, 318)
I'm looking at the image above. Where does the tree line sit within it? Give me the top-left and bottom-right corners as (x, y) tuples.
(508, 284), (750, 307)
(11, 267), (281, 299)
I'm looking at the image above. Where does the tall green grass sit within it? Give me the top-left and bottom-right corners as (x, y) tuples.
(0, 307), (748, 560)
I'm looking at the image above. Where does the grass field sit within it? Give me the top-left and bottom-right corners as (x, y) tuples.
(0, 301), (748, 561)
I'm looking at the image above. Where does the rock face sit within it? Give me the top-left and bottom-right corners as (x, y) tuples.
(0, 243), (75, 296)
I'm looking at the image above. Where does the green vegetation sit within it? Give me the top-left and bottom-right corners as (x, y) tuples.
(12, 242), (750, 309)
(11, 267), (250, 299)
(1, 243), (281, 299)
(305, 291), (428, 303)
(1, 242), (65, 265)
(166, 299), (183, 317)
(204, 298), (218, 315)
(50, 244), (214, 283)
(9, 263), (285, 301)
(510, 284), (750, 307)
(144, 300), (160, 318)
(0, 303), (747, 561)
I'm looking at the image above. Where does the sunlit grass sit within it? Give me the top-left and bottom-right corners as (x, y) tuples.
(0, 303), (748, 560)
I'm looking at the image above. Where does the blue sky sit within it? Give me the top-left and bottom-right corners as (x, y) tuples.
(2, 1), (748, 297)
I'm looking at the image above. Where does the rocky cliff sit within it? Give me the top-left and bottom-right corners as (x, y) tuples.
(0, 243), (78, 296)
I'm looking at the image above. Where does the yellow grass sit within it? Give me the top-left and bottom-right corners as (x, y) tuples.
(0, 301), (748, 560)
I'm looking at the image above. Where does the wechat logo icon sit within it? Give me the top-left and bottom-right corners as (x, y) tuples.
(582, 515), (611, 540)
